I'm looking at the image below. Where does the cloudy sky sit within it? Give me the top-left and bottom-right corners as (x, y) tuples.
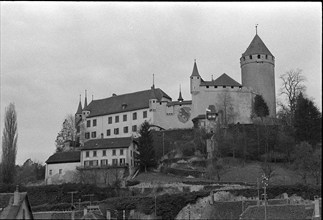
(1, 2), (321, 165)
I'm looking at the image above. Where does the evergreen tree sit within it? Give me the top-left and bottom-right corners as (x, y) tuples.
(1, 103), (18, 184)
(254, 94), (269, 119)
(137, 121), (156, 172)
(294, 93), (322, 145)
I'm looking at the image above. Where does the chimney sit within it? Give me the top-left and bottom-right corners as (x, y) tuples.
(13, 185), (19, 206)
(314, 196), (321, 218)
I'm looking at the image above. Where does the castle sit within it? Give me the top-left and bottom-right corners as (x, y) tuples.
(45, 32), (276, 184)
(75, 32), (276, 144)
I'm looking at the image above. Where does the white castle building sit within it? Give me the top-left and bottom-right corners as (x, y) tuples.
(45, 32), (276, 184)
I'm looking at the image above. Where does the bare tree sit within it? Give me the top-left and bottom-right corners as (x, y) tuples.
(279, 69), (306, 125)
(216, 91), (235, 126)
(1, 103), (18, 184)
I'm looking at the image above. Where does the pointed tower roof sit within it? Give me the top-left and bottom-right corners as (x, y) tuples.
(242, 34), (273, 57)
(191, 60), (200, 77)
(178, 85), (183, 102)
(149, 86), (157, 100)
(76, 95), (82, 114)
(84, 90), (88, 108)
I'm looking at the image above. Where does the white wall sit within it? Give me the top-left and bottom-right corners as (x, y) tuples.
(45, 162), (80, 185)
(80, 144), (136, 167)
(84, 108), (151, 140)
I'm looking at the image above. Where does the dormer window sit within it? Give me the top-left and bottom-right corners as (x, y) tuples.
(122, 103), (127, 109)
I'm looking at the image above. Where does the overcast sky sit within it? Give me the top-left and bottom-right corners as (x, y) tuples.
(1, 2), (321, 165)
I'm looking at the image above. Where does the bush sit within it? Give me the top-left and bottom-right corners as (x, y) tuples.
(126, 180), (140, 187)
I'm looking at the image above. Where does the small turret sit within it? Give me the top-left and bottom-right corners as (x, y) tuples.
(178, 85), (183, 102)
(190, 60), (201, 94)
(84, 90), (88, 109)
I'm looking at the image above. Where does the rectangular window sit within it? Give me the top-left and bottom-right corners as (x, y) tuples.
(87, 120), (91, 127)
(114, 128), (119, 135)
(123, 114), (127, 122)
(49, 170), (52, 175)
(93, 151), (97, 157)
(86, 151), (90, 157)
(120, 149), (124, 155)
(133, 112), (137, 120)
(143, 111), (147, 118)
(103, 150), (106, 156)
(132, 125), (137, 132)
(91, 131), (96, 138)
(106, 129), (111, 136)
(85, 132), (90, 139)
(112, 149), (116, 156)
(108, 117), (112, 124)
(101, 159), (108, 166)
(59, 169), (62, 174)
(93, 119), (97, 127)
(123, 126), (128, 133)
(84, 161), (90, 167)
(115, 115), (119, 123)
(131, 159), (133, 166)
(130, 150), (132, 157)
(93, 160), (98, 166)
(120, 158), (125, 166)
(112, 159), (118, 166)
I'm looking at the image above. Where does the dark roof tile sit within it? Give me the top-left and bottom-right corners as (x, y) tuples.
(240, 204), (309, 220)
(84, 88), (171, 118)
(46, 151), (81, 164)
(82, 137), (134, 150)
(243, 34), (273, 56)
(201, 73), (241, 87)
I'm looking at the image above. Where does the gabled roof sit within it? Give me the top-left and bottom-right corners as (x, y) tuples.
(243, 34), (273, 56)
(240, 204), (310, 220)
(191, 61), (200, 77)
(82, 137), (135, 150)
(46, 151), (81, 164)
(83, 88), (171, 118)
(200, 73), (242, 87)
(0, 192), (33, 219)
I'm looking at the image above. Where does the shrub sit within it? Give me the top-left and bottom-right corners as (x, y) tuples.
(126, 180), (140, 187)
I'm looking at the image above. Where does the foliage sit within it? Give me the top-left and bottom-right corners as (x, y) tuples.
(137, 121), (157, 171)
(294, 93), (322, 145)
(1, 103), (18, 184)
(310, 148), (322, 185)
(125, 180), (140, 187)
(260, 162), (276, 182)
(15, 159), (45, 184)
(55, 114), (77, 152)
(193, 127), (209, 155)
(291, 142), (313, 184)
(254, 94), (269, 119)
(162, 167), (204, 178)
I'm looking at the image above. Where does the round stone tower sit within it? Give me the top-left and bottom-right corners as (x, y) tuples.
(240, 34), (276, 118)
